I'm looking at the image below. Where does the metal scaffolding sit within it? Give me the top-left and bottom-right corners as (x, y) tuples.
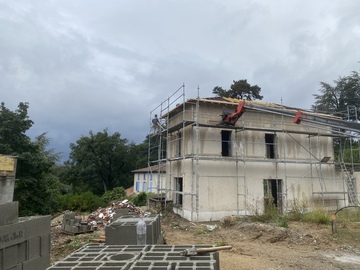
(148, 86), (360, 219)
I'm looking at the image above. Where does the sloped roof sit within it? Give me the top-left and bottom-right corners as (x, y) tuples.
(131, 164), (166, 173)
(165, 96), (340, 120)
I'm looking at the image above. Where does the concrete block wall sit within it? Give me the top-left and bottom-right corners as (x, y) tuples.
(106, 215), (162, 245)
(47, 244), (219, 270)
(0, 215), (51, 270)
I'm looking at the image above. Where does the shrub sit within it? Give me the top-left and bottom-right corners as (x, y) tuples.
(59, 191), (106, 212)
(102, 187), (126, 204)
(131, 192), (148, 206)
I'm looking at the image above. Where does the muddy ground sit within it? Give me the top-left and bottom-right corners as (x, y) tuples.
(50, 213), (360, 270)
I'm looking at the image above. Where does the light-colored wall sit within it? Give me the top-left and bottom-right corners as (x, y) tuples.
(168, 101), (347, 222)
(133, 171), (167, 194)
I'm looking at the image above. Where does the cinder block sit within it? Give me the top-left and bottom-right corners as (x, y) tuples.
(0, 202), (18, 226)
(41, 234), (51, 257)
(0, 221), (25, 249)
(0, 249), (3, 270)
(0, 178), (15, 204)
(28, 236), (41, 260)
(22, 255), (50, 270)
(106, 215), (162, 245)
(18, 215), (51, 240)
(3, 245), (18, 269)
(18, 242), (27, 263)
(6, 264), (22, 270)
(47, 244), (219, 270)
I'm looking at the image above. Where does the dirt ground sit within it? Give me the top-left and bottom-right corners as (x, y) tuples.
(50, 213), (360, 270)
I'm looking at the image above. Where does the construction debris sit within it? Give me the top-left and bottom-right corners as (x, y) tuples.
(61, 199), (145, 235)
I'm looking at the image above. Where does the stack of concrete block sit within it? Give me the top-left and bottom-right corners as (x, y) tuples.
(0, 208), (51, 270)
(105, 214), (162, 245)
(111, 208), (131, 221)
(47, 244), (219, 270)
(61, 212), (93, 235)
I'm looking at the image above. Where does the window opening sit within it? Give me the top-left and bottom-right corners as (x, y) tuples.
(265, 133), (276, 159)
(221, 130), (232, 157)
(263, 179), (283, 213)
(175, 177), (183, 206)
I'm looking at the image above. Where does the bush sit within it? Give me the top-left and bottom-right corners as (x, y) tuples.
(131, 192), (148, 206)
(59, 191), (106, 212)
(102, 187), (126, 204)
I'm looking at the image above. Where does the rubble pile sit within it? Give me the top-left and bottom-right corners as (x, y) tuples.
(59, 199), (145, 235)
(87, 199), (144, 227)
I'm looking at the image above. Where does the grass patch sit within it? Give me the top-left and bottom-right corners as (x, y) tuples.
(303, 209), (331, 225)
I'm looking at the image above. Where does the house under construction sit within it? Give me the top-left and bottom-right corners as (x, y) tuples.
(148, 85), (360, 222)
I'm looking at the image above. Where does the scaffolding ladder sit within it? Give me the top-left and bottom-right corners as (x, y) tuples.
(339, 162), (359, 205)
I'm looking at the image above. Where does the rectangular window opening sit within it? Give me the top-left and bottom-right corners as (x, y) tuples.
(174, 177), (183, 206)
(221, 130), (232, 157)
(265, 133), (276, 159)
(263, 179), (283, 214)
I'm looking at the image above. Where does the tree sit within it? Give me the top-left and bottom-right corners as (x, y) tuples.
(64, 129), (135, 195)
(0, 102), (61, 216)
(212, 79), (263, 101)
(312, 71), (360, 119)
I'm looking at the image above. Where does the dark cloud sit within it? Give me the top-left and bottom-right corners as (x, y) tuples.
(1, 0), (359, 162)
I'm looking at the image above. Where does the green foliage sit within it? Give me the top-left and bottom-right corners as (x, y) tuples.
(312, 71), (360, 117)
(303, 209), (331, 225)
(63, 129), (137, 195)
(287, 185), (308, 221)
(59, 191), (106, 212)
(101, 187), (126, 204)
(277, 216), (288, 228)
(131, 191), (148, 206)
(212, 79), (263, 101)
(250, 199), (278, 223)
(0, 102), (62, 216)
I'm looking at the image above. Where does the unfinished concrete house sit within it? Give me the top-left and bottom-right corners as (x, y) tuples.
(149, 86), (360, 222)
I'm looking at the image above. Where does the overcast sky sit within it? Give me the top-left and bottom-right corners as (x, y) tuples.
(1, 0), (360, 162)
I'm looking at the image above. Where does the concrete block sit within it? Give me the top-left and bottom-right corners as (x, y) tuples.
(0, 178), (15, 204)
(7, 264), (22, 270)
(106, 215), (162, 245)
(0, 202), (18, 226)
(23, 255), (50, 270)
(0, 249), (2, 270)
(28, 236), (41, 260)
(18, 215), (51, 240)
(3, 245), (18, 269)
(47, 244), (219, 270)
(0, 221), (25, 249)
(41, 234), (51, 257)
(18, 241), (27, 263)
